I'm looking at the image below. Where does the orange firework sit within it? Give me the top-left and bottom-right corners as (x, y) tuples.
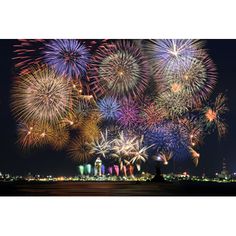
(179, 116), (204, 146)
(67, 137), (93, 163)
(203, 93), (228, 138)
(17, 122), (54, 149)
(49, 128), (70, 151)
(80, 121), (100, 142)
(205, 108), (217, 122)
(60, 112), (84, 130)
(189, 147), (200, 166)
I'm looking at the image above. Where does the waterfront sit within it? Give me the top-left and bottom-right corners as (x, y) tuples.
(1, 181), (236, 196)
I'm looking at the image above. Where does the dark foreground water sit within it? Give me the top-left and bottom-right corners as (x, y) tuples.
(1, 181), (236, 196)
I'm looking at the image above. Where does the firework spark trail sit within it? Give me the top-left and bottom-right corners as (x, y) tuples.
(189, 147), (200, 166)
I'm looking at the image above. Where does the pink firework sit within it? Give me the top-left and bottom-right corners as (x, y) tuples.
(13, 39), (46, 75)
(117, 99), (141, 128)
(88, 40), (149, 99)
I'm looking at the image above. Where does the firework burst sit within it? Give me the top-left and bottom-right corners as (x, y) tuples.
(49, 128), (70, 151)
(145, 121), (190, 160)
(68, 137), (93, 163)
(74, 94), (97, 117)
(117, 99), (141, 128)
(203, 93), (228, 138)
(161, 55), (217, 107)
(129, 135), (153, 171)
(145, 39), (204, 75)
(112, 131), (137, 160)
(156, 91), (189, 118)
(17, 122), (54, 149)
(178, 116), (204, 146)
(98, 97), (121, 121)
(90, 129), (112, 159)
(60, 112), (84, 130)
(140, 101), (168, 130)
(80, 121), (100, 142)
(43, 39), (90, 79)
(88, 40), (149, 99)
(11, 67), (74, 126)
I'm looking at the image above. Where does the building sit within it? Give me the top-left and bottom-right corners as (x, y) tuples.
(217, 158), (231, 180)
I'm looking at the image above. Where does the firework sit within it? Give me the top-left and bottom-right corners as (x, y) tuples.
(140, 101), (168, 130)
(145, 39), (204, 75)
(43, 39), (90, 79)
(161, 55), (217, 107)
(153, 151), (173, 165)
(112, 131), (137, 160)
(156, 91), (189, 118)
(90, 129), (112, 158)
(68, 137), (93, 163)
(60, 112), (83, 130)
(129, 135), (153, 171)
(80, 121), (100, 142)
(74, 94), (97, 117)
(11, 67), (74, 126)
(145, 121), (190, 160)
(179, 116), (204, 146)
(203, 93), (228, 138)
(13, 39), (46, 75)
(189, 147), (200, 166)
(17, 122), (54, 149)
(117, 99), (140, 128)
(98, 97), (121, 121)
(49, 128), (70, 151)
(88, 40), (149, 99)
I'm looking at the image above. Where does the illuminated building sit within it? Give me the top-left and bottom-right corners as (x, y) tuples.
(94, 158), (102, 176)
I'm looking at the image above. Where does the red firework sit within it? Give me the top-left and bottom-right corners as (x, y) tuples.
(13, 39), (46, 75)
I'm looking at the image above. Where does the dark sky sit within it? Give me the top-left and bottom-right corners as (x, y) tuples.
(0, 39), (235, 176)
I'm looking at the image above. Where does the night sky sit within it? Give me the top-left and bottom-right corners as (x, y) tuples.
(0, 39), (235, 177)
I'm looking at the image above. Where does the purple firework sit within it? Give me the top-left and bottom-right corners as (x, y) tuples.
(117, 99), (141, 128)
(43, 39), (90, 79)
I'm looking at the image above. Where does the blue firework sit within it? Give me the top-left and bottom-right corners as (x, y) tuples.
(43, 39), (90, 79)
(98, 97), (121, 121)
(145, 121), (190, 160)
(145, 39), (203, 75)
